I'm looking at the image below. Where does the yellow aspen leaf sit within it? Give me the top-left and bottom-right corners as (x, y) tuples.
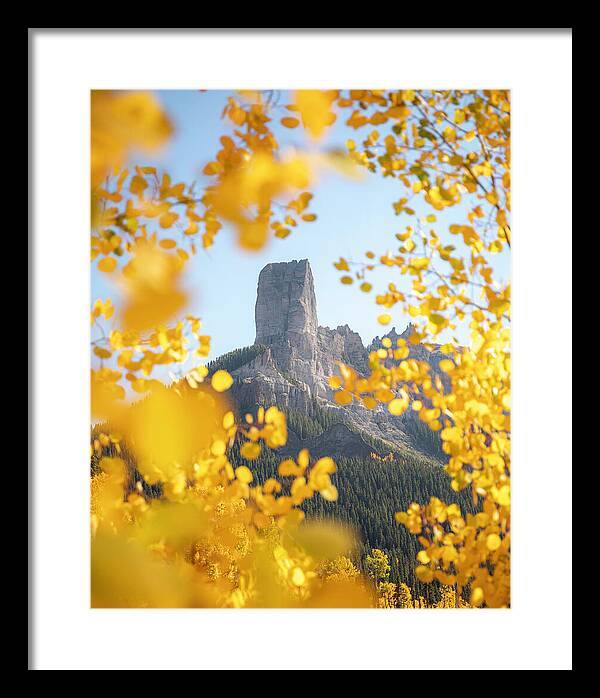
(471, 587), (484, 606)
(279, 459), (301, 477)
(211, 370), (233, 393)
(320, 485), (338, 502)
(439, 359), (455, 373)
(377, 314), (392, 325)
(376, 389), (394, 403)
(435, 571), (456, 586)
(203, 161), (223, 176)
(360, 282), (372, 293)
(441, 546), (458, 564)
(415, 565), (434, 583)
(388, 399), (407, 416)
(328, 376), (343, 389)
(159, 211), (179, 229)
(454, 108), (466, 124)
(442, 125), (456, 142)
(340, 276), (353, 285)
(91, 91), (172, 187)
(420, 408), (440, 423)
(294, 90), (336, 139)
(387, 105), (411, 119)
(235, 465), (253, 484)
(486, 534), (502, 551)
(495, 485), (510, 507)
(93, 346), (112, 360)
(222, 411), (235, 430)
(129, 175), (148, 197)
(486, 190), (499, 205)
(120, 242), (188, 333)
(411, 257), (430, 271)
(190, 366), (208, 381)
(302, 213), (317, 222)
(281, 117), (300, 128)
(240, 442), (261, 461)
(210, 439), (226, 456)
(159, 239), (177, 250)
(334, 390), (353, 406)
(98, 256), (117, 273)
(228, 106), (246, 126)
(298, 449), (310, 469)
(441, 426), (462, 442)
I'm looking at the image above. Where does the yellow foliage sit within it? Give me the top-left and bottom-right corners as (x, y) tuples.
(211, 370), (234, 393)
(293, 90), (337, 139)
(90, 88), (511, 609)
(91, 90), (172, 188)
(119, 240), (188, 333)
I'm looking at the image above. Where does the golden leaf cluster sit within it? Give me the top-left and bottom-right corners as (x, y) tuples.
(90, 88), (511, 608)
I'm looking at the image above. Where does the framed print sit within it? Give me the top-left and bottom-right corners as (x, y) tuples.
(30, 28), (572, 670)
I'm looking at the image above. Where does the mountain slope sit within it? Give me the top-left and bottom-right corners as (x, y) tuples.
(218, 259), (447, 461)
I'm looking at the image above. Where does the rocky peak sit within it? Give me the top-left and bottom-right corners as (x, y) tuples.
(224, 261), (446, 460)
(368, 325), (403, 353)
(400, 322), (416, 339)
(255, 259), (318, 345)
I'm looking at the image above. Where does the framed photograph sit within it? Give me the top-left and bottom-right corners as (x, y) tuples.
(30, 28), (572, 670)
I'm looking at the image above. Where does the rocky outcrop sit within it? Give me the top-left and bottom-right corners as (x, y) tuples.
(228, 259), (447, 459)
(255, 259), (318, 343)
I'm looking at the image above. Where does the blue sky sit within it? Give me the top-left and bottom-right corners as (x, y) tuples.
(92, 90), (510, 360)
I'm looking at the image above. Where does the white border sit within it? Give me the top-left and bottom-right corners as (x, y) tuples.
(31, 30), (572, 670)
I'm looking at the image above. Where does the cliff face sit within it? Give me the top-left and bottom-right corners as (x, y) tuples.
(229, 259), (446, 459)
(255, 260), (318, 343)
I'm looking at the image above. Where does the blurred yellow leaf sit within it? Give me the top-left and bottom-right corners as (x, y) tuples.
(116, 383), (227, 484)
(486, 534), (502, 551)
(294, 90), (336, 140)
(211, 370), (233, 393)
(91, 90), (172, 188)
(119, 240), (188, 333)
(388, 398), (407, 416)
(281, 117), (300, 128)
(97, 256), (117, 273)
(240, 442), (261, 460)
(235, 465), (254, 484)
